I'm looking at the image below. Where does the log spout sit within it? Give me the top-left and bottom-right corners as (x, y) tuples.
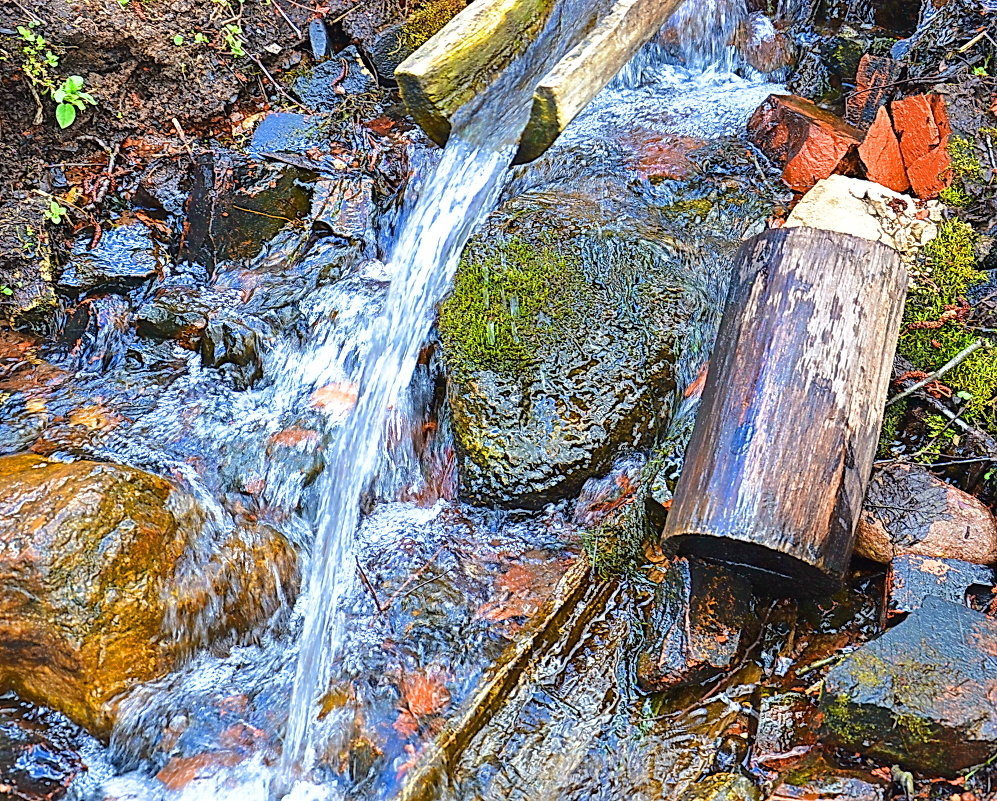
(661, 227), (906, 596)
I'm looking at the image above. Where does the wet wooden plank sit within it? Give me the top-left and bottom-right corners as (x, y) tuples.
(514, 0), (684, 163)
(661, 227), (906, 595)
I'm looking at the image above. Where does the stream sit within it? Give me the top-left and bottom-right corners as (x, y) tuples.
(0, 2), (793, 799)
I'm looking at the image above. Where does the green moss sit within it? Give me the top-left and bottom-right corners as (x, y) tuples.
(939, 183), (972, 208)
(877, 402), (903, 459)
(397, 0), (464, 52)
(948, 137), (984, 181)
(438, 235), (587, 377)
(899, 220), (997, 429)
(660, 197), (713, 221)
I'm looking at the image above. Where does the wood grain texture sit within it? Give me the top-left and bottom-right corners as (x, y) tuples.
(514, 0), (683, 163)
(661, 227), (906, 595)
(395, 0), (559, 147)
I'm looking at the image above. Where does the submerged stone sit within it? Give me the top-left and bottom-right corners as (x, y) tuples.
(821, 595), (997, 776)
(638, 556), (755, 693)
(0, 454), (298, 737)
(59, 223), (164, 296)
(293, 46), (376, 112)
(679, 773), (760, 801)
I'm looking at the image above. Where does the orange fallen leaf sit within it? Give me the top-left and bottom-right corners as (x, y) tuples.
(398, 667), (450, 719)
(310, 381), (359, 416)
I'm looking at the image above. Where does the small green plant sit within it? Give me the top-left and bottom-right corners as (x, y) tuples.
(0, 286), (13, 298)
(222, 23), (246, 57)
(973, 66), (989, 77)
(939, 183), (972, 208)
(948, 137), (984, 181)
(52, 75), (97, 128)
(172, 33), (185, 46)
(17, 20), (59, 93)
(193, 31), (209, 44)
(43, 199), (68, 224)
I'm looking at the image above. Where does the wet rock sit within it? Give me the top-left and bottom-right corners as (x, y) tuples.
(766, 753), (888, 801)
(249, 112), (326, 158)
(857, 106), (910, 193)
(135, 157), (191, 218)
(311, 176), (378, 250)
(0, 454), (298, 736)
(747, 94), (862, 192)
(822, 595), (997, 776)
(857, 463), (997, 564)
(898, 0), (997, 79)
(0, 693), (88, 801)
(0, 196), (58, 330)
(733, 13), (795, 75)
(57, 294), (131, 372)
(679, 773), (760, 801)
(439, 197), (694, 508)
(58, 223), (164, 296)
(753, 692), (819, 768)
(135, 282), (229, 345)
(309, 18), (330, 60)
(200, 314), (265, 390)
(638, 557), (756, 692)
(885, 553), (994, 622)
(293, 46), (376, 112)
(784, 175), (941, 270)
(179, 149), (314, 268)
(845, 54), (904, 130)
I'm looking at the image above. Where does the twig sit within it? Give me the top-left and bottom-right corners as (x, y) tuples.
(327, 3), (362, 26)
(377, 544), (446, 616)
(356, 556), (386, 612)
(231, 204), (296, 222)
(171, 117), (195, 159)
(886, 340), (989, 407)
(249, 54), (312, 113)
(272, 0), (302, 38)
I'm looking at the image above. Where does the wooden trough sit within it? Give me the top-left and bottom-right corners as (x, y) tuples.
(662, 226), (907, 595)
(395, 0), (684, 161)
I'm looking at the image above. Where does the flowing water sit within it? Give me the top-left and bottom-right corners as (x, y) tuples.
(0, 1), (795, 799)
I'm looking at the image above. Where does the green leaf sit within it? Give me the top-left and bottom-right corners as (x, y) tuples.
(55, 102), (76, 128)
(1, 287), (13, 297)
(67, 75), (84, 91)
(173, 34), (185, 45)
(52, 88), (66, 102)
(79, 92), (97, 106)
(16, 25), (31, 38)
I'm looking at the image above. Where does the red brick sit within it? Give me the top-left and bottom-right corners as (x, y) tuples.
(748, 94), (863, 193)
(892, 94), (943, 170)
(859, 105), (911, 193)
(907, 143), (952, 199)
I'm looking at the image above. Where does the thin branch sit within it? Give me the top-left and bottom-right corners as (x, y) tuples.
(272, 0), (303, 39)
(249, 54), (312, 113)
(886, 340), (989, 407)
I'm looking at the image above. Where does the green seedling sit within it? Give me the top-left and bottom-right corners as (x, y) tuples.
(53, 75), (97, 128)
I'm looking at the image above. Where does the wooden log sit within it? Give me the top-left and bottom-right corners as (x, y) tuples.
(514, 0), (684, 164)
(661, 227), (906, 596)
(394, 0), (560, 147)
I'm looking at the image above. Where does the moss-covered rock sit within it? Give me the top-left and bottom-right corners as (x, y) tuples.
(438, 195), (698, 508)
(0, 196), (58, 330)
(0, 454), (298, 737)
(679, 773), (760, 801)
(821, 596), (997, 776)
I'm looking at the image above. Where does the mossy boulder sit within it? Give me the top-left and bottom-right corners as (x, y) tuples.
(438, 195), (699, 508)
(0, 454), (298, 737)
(679, 773), (759, 801)
(821, 596), (997, 776)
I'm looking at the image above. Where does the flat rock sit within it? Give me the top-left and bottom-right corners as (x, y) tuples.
(753, 692), (820, 767)
(886, 553), (994, 621)
(747, 94), (862, 192)
(638, 557), (756, 693)
(857, 463), (997, 564)
(293, 46), (376, 112)
(892, 94), (952, 199)
(59, 223), (163, 296)
(679, 773), (760, 801)
(0, 454), (298, 736)
(822, 595), (997, 776)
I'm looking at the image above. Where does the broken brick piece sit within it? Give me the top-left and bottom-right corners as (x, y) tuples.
(885, 553), (994, 622)
(748, 94), (863, 193)
(845, 54), (905, 130)
(892, 94), (944, 170)
(906, 141), (952, 199)
(858, 105), (911, 193)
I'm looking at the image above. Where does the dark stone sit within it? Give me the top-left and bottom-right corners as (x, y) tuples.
(135, 157), (191, 217)
(293, 46), (376, 112)
(885, 553), (994, 622)
(59, 223), (164, 296)
(753, 692), (820, 768)
(309, 18), (329, 60)
(56, 294), (131, 372)
(637, 557), (756, 693)
(844, 55), (904, 130)
(0, 196), (58, 330)
(200, 315), (265, 390)
(249, 112), (326, 157)
(679, 773), (759, 801)
(0, 693), (87, 801)
(135, 283), (226, 345)
(822, 596), (997, 776)
(179, 150), (314, 269)
(766, 753), (888, 801)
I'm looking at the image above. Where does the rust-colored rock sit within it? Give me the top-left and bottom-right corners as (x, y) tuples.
(733, 12), (795, 75)
(634, 133), (703, 182)
(891, 94), (951, 179)
(906, 140), (952, 199)
(858, 105), (910, 193)
(845, 54), (904, 130)
(747, 94), (862, 193)
(0, 454), (299, 737)
(857, 463), (997, 564)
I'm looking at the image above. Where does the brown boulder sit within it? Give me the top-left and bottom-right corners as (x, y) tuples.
(0, 454), (298, 736)
(857, 463), (997, 564)
(747, 94), (862, 193)
(858, 105), (910, 193)
(733, 13), (795, 75)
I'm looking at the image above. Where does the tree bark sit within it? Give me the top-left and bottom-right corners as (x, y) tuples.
(661, 227), (907, 596)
